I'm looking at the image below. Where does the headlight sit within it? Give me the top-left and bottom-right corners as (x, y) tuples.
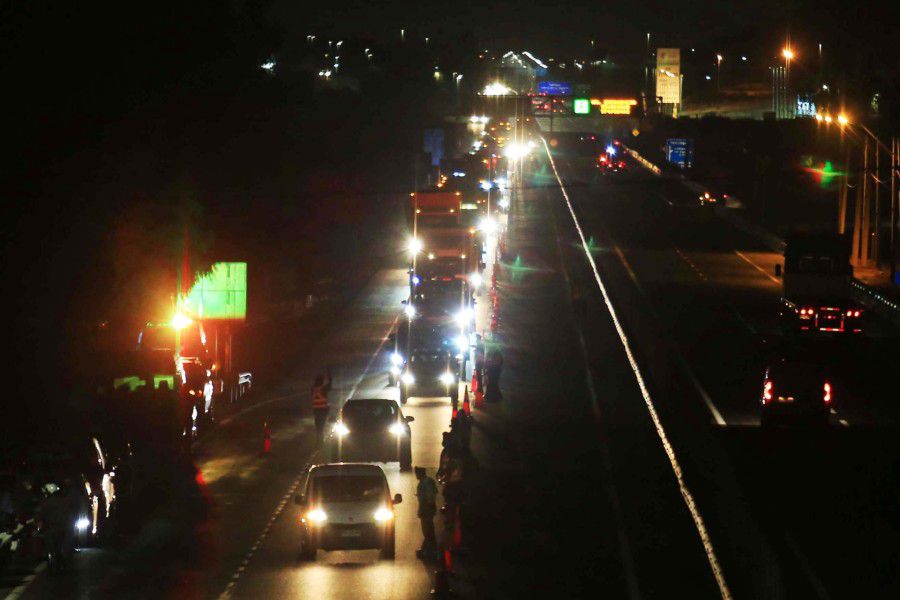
(373, 506), (394, 522)
(439, 372), (455, 385)
(401, 372), (415, 386)
(390, 365), (401, 377)
(75, 517), (90, 532)
(454, 308), (474, 326)
(469, 272), (483, 289)
(307, 508), (328, 523)
(454, 335), (468, 352)
(404, 304), (416, 319)
(333, 422), (350, 437)
(389, 422), (406, 436)
(390, 352), (404, 366)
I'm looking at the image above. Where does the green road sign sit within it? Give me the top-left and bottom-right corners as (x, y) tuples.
(573, 98), (590, 115)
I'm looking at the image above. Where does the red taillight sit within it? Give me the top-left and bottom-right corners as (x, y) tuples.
(854, 310), (861, 317)
(823, 382), (832, 404)
(763, 380), (773, 404)
(800, 307), (815, 316)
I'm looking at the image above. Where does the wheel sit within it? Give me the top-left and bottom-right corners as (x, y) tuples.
(380, 530), (396, 559)
(400, 443), (412, 472)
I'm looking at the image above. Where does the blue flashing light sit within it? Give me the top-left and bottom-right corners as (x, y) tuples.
(606, 145), (617, 156)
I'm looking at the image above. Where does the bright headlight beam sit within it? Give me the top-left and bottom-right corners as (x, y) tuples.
(373, 506), (394, 521)
(389, 422), (406, 436)
(333, 422), (350, 437)
(401, 372), (414, 386)
(439, 372), (455, 385)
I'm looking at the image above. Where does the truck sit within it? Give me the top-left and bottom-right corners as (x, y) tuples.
(776, 233), (863, 334)
(410, 191), (461, 227)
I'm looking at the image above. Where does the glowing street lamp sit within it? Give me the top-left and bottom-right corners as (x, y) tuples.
(782, 48), (795, 62)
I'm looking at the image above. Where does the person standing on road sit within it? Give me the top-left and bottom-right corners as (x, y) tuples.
(311, 368), (333, 442)
(414, 467), (438, 559)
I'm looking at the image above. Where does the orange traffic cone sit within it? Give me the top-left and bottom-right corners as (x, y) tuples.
(262, 421), (272, 455)
(462, 388), (471, 415)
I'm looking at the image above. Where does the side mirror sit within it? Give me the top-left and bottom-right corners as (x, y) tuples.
(393, 493), (402, 505)
(774, 264), (782, 277)
(405, 415), (415, 423)
(294, 494), (305, 506)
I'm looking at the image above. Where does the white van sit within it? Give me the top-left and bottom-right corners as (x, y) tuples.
(296, 463), (402, 560)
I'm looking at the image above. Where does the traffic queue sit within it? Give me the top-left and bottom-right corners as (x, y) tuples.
(294, 115), (518, 569)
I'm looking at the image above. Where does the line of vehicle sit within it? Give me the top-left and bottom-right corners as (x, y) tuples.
(215, 314), (400, 599)
(545, 179), (642, 600)
(543, 139), (734, 600)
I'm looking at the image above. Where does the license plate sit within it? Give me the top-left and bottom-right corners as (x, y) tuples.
(340, 529), (362, 538)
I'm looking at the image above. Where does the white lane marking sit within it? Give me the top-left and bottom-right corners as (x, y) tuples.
(734, 250), (781, 285)
(612, 235), (727, 427)
(543, 139), (734, 600)
(548, 181), (642, 600)
(216, 315), (401, 600)
(839, 419), (849, 427)
(3, 562), (46, 600)
(674, 247), (756, 335)
(675, 248), (709, 282)
(784, 532), (833, 600)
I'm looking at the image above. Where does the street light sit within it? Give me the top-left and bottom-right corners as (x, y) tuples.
(782, 48), (795, 61)
(716, 54), (723, 93)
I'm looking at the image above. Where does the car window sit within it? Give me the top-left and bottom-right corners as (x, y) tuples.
(342, 402), (398, 425)
(770, 362), (824, 387)
(310, 475), (385, 503)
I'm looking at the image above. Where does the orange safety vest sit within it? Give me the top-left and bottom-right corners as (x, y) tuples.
(311, 386), (329, 409)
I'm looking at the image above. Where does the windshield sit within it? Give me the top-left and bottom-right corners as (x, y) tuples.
(342, 401), (398, 426)
(309, 475), (385, 503)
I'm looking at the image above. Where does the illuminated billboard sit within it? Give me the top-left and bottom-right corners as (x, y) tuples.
(182, 262), (247, 321)
(591, 98), (637, 115)
(656, 48), (681, 106)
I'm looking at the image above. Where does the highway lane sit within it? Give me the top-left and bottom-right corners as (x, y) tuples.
(456, 157), (723, 599)
(552, 145), (900, 598)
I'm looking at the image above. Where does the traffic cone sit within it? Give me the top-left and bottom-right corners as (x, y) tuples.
(462, 388), (471, 415)
(261, 421), (272, 455)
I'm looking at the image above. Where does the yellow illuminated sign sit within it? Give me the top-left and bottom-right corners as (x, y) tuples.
(590, 98), (637, 115)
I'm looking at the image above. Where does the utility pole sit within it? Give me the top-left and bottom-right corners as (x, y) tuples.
(892, 136), (897, 283)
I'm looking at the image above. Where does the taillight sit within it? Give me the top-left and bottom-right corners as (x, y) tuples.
(800, 307), (815, 316)
(854, 310), (861, 317)
(823, 382), (832, 404)
(763, 380), (773, 404)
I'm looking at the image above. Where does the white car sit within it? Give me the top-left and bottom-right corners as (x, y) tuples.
(296, 463), (402, 560)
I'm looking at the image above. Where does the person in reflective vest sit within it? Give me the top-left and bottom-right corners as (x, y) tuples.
(311, 368), (332, 442)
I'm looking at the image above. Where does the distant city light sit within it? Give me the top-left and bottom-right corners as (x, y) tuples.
(705, 75), (712, 81)
(260, 60), (276, 72)
(741, 55), (747, 61)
